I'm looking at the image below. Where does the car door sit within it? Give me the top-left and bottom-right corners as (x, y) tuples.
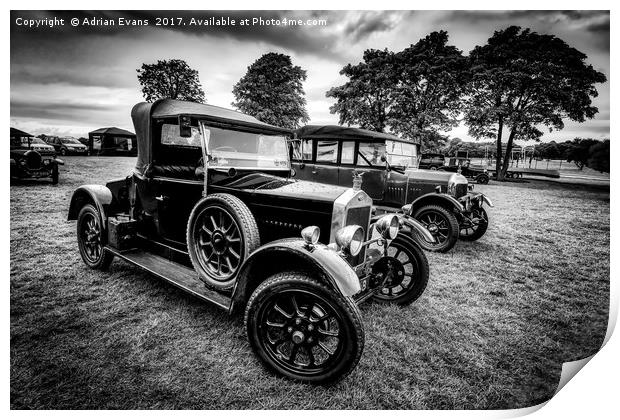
(311, 140), (339, 186)
(354, 141), (386, 201)
(337, 141), (357, 188)
(289, 139), (313, 182)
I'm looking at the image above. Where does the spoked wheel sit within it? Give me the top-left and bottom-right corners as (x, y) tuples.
(187, 193), (260, 290)
(476, 174), (489, 184)
(413, 205), (459, 252)
(77, 204), (113, 269)
(459, 207), (489, 241)
(372, 234), (429, 305)
(245, 272), (364, 384)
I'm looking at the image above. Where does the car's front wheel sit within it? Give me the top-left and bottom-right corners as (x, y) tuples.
(412, 205), (459, 252)
(77, 204), (113, 269)
(459, 207), (489, 241)
(187, 193), (260, 290)
(372, 234), (429, 305)
(245, 272), (364, 384)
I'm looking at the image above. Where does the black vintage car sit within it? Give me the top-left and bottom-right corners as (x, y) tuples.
(418, 153), (445, 170)
(68, 99), (433, 384)
(290, 125), (493, 253)
(10, 128), (63, 184)
(439, 157), (490, 185)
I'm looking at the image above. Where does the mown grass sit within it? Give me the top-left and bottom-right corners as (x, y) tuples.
(10, 156), (609, 409)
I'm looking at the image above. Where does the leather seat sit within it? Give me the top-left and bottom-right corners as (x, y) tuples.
(148, 164), (198, 179)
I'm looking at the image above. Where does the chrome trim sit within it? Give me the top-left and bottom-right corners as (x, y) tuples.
(329, 188), (373, 243)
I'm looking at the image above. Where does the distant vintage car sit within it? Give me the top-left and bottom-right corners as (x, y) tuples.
(418, 153), (445, 170)
(439, 157), (490, 185)
(10, 128), (63, 184)
(290, 125), (493, 253)
(46, 136), (89, 155)
(68, 99), (433, 384)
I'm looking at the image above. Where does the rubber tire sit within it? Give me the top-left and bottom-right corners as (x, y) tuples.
(412, 205), (459, 253)
(372, 234), (429, 306)
(245, 272), (364, 384)
(60, 148), (66, 156)
(429, 166), (438, 171)
(186, 193), (260, 290)
(76, 204), (114, 270)
(476, 174), (489, 184)
(459, 207), (489, 242)
(51, 164), (59, 184)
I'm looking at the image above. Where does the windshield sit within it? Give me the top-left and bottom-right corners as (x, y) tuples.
(386, 140), (417, 168)
(61, 137), (82, 144)
(201, 123), (289, 169)
(26, 138), (47, 145)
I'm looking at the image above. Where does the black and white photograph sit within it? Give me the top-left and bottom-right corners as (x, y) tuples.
(8, 5), (613, 413)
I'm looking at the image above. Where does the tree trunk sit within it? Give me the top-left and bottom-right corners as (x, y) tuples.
(495, 114), (504, 180)
(499, 127), (518, 181)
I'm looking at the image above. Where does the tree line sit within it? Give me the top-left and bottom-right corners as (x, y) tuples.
(136, 25), (606, 181)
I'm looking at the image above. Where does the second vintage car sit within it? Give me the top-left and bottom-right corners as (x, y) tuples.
(68, 99), (432, 384)
(290, 125), (493, 252)
(10, 127), (63, 184)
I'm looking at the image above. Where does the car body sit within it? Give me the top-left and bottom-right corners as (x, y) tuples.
(46, 136), (89, 155)
(290, 125), (493, 252)
(68, 99), (432, 384)
(10, 128), (63, 184)
(418, 153), (445, 170)
(439, 157), (490, 185)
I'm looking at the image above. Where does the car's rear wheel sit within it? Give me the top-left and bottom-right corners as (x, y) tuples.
(476, 173), (489, 184)
(187, 193), (260, 290)
(372, 234), (429, 305)
(245, 272), (364, 384)
(413, 205), (459, 252)
(60, 148), (67, 156)
(77, 204), (113, 269)
(459, 207), (489, 241)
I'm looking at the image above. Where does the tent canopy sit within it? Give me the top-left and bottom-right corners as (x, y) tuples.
(295, 125), (420, 145)
(88, 127), (135, 137)
(10, 127), (34, 138)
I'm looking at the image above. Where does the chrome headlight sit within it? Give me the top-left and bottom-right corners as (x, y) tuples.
(375, 215), (399, 240)
(448, 173), (468, 197)
(335, 225), (364, 257)
(301, 226), (320, 245)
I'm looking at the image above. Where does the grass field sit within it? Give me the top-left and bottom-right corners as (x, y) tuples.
(10, 156), (610, 409)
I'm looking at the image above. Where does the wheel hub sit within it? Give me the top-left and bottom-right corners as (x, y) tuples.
(211, 230), (228, 254)
(427, 224), (439, 233)
(291, 331), (305, 344)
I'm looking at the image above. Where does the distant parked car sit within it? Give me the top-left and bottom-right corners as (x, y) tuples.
(46, 136), (88, 155)
(10, 128), (63, 184)
(418, 153), (445, 170)
(439, 157), (490, 185)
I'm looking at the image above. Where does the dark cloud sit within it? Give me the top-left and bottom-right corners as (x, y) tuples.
(11, 99), (118, 122)
(343, 11), (409, 42)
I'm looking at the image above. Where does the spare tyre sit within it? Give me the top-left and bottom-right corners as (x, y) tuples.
(24, 150), (42, 170)
(186, 193), (260, 290)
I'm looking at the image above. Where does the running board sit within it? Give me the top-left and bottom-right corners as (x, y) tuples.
(106, 247), (232, 311)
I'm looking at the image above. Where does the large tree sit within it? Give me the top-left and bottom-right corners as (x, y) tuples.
(326, 49), (398, 133)
(465, 26), (606, 180)
(137, 59), (206, 103)
(232, 53), (309, 129)
(390, 31), (470, 147)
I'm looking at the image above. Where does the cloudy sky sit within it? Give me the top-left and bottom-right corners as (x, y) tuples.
(10, 10), (609, 144)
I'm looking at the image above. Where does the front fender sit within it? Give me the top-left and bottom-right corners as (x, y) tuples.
(67, 185), (113, 222)
(230, 238), (360, 313)
(410, 192), (465, 214)
(398, 215), (436, 244)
